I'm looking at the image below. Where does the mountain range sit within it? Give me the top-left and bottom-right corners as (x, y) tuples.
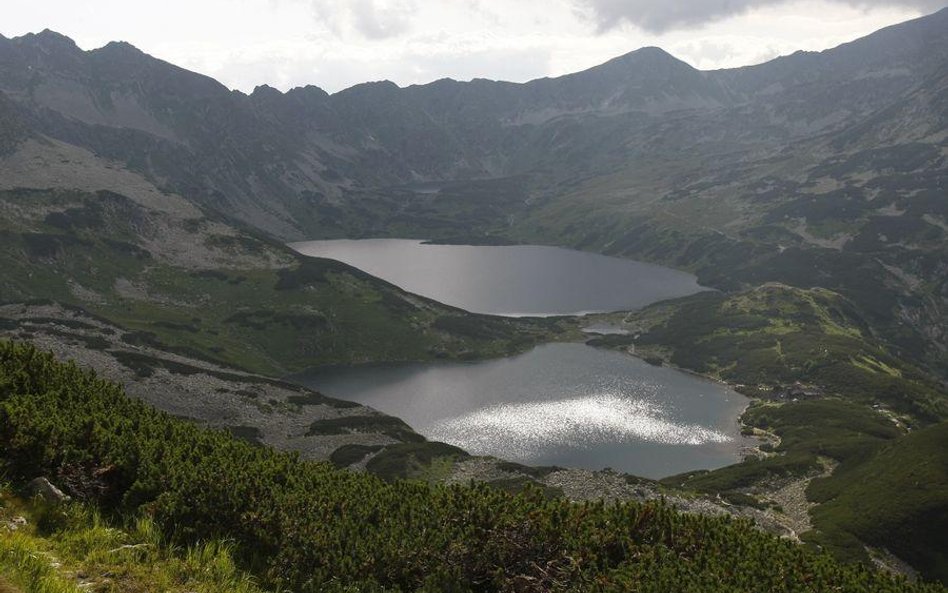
(1, 10), (944, 234)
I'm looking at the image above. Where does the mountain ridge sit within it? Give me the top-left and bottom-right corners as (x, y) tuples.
(3, 10), (943, 197)
(11, 6), (945, 96)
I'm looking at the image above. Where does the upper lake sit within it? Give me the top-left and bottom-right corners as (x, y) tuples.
(289, 239), (706, 316)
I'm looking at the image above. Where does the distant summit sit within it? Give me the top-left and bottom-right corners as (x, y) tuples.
(29, 28), (80, 48)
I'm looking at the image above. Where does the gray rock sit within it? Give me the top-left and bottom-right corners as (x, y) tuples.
(23, 477), (70, 504)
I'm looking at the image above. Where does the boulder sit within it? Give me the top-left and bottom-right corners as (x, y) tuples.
(23, 477), (70, 504)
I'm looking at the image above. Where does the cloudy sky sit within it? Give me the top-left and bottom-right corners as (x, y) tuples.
(4, 0), (945, 93)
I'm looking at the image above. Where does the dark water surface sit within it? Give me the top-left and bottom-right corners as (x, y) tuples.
(293, 343), (748, 478)
(289, 239), (705, 316)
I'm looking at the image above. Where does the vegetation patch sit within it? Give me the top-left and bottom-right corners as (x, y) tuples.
(329, 444), (384, 468)
(286, 392), (332, 406)
(306, 415), (423, 442)
(495, 461), (562, 479)
(21, 233), (91, 260)
(487, 476), (564, 498)
(365, 442), (471, 481)
(225, 309), (328, 331)
(274, 258), (351, 289)
(226, 425), (264, 444)
(664, 451), (816, 493)
(39, 328), (111, 351)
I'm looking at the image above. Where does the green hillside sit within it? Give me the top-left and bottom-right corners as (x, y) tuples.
(0, 187), (570, 375)
(807, 421), (948, 582)
(593, 284), (946, 421)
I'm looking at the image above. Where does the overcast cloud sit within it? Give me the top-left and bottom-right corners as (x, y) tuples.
(577, 0), (947, 32)
(2, 0), (944, 93)
(311, 0), (420, 39)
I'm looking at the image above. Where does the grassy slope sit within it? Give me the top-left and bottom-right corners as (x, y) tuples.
(602, 284), (946, 421)
(0, 488), (266, 593)
(1, 340), (942, 593)
(806, 421), (948, 582)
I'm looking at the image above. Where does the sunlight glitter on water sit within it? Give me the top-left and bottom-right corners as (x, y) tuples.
(428, 393), (732, 460)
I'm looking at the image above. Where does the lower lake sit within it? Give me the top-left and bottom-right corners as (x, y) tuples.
(292, 343), (749, 478)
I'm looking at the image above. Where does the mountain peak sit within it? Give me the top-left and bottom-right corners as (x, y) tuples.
(99, 40), (144, 54)
(90, 40), (150, 63)
(631, 46), (674, 58)
(285, 84), (330, 102)
(606, 46), (693, 71)
(37, 28), (73, 41)
(21, 29), (80, 52)
(251, 84), (283, 98)
(336, 79), (400, 97)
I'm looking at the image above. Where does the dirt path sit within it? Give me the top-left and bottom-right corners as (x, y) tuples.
(868, 546), (919, 581)
(759, 458), (837, 542)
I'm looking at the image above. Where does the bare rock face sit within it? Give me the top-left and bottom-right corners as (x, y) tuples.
(23, 477), (70, 504)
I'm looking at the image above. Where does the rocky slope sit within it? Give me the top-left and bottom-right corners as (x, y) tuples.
(0, 302), (418, 459)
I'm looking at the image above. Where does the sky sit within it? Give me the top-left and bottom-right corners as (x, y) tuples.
(3, 0), (946, 94)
